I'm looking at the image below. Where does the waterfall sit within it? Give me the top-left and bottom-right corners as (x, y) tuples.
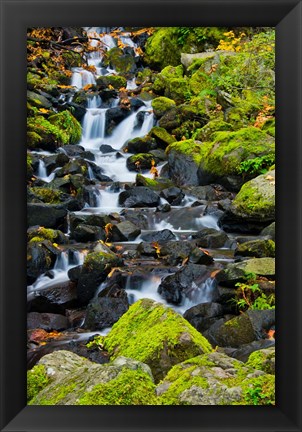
(54, 251), (69, 271)
(82, 108), (107, 143)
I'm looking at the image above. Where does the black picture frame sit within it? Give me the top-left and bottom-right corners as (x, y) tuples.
(1, 0), (301, 430)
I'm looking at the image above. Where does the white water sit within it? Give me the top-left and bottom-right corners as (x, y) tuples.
(36, 160), (55, 183)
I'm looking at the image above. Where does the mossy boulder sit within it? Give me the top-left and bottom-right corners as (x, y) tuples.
(149, 126), (175, 148)
(144, 28), (181, 70)
(27, 111), (81, 151)
(135, 174), (174, 191)
(27, 71), (59, 94)
(28, 351), (157, 405)
(216, 258), (275, 287)
(235, 239), (275, 258)
(123, 136), (157, 154)
(27, 239), (59, 279)
(77, 251), (123, 304)
(157, 351), (275, 405)
(102, 298), (212, 382)
(164, 78), (191, 105)
(103, 47), (136, 76)
(126, 153), (157, 172)
(27, 90), (52, 109)
(96, 75), (127, 89)
(151, 97), (176, 118)
(165, 139), (204, 186)
(197, 128), (275, 190)
(28, 187), (67, 205)
(194, 119), (233, 142)
(27, 226), (68, 244)
(246, 347), (275, 374)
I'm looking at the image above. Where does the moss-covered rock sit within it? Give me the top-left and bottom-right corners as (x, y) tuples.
(231, 170), (275, 220)
(165, 77), (191, 105)
(157, 351), (275, 405)
(135, 174), (174, 191)
(96, 75), (127, 89)
(102, 298), (212, 382)
(151, 97), (176, 118)
(126, 153), (157, 172)
(27, 226), (68, 244)
(28, 187), (66, 205)
(27, 71), (59, 94)
(216, 258), (275, 287)
(103, 47), (135, 76)
(235, 239), (275, 258)
(27, 90), (52, 109)
(144, 28), (181, 70)
(149, 126), (175, 148)
(193, 119), (233, 141)
(123, 136), (157, 154)
(246, 347), (275, 374)
(197, 127), (275, 189)
(77, 250), (123, 304)
(27, 110), (82, 150)
(28, 351), (157, 405)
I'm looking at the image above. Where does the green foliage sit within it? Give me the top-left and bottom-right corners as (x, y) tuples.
(239, 154), (275, 175)
(27, 365), (50, 402)
(242, 375), (275, 405)
(233, 274), (275, 311)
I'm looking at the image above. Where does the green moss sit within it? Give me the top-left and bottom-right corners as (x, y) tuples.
(29, 236), (45, 243)
(193, 119), (233, 141)
(103, 299), (212, 381)
(144, 28), (181, 70)
(166, 139), (205, 165)
(27, 71), (58, 93)
(136, 174), (174, 191)
(62, 51), (82, 68)
(27, 131), (43, 148)
(165, 78), (191, 105)
(149, 126), (175, 146)
(78, 368), (158, 405)
(29, 187), (63, 204)
(97, 75), (127, 89)
(241, 374), (275, 405)
(247, 349), (275, 374)
(151, 97), (176, 117)
(189, 69), (214, 96)
(48, 110), (82, 145)
(236, 239), (275, 258)
(200, 127), (274, 177)
(83, 251), (122, 272)
(29, 383), (78, 405)
(103, 48), (135, 75)
(27, 365), (50, 402)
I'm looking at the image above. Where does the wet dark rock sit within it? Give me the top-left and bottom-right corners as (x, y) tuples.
(27, 90), (52, 109)
(119, 187), (160, 208)
(156, 203), (171, 213)
(83, 284), (129, 330)
(27, 312), (69, 331)
(184, 185), (233, 202)
(189, 247), (214, 265)
(56, 159), (88, 178)
(167, 150), (199, 186)
(204, 309), (275, 348)
(123, 211), (149, 229)
(140, 229), (176, 243)
(43, 153), (70, 174)
(260, 222), (275, 240)
(77, 251), (123, 304)
(130, 98), (145, 110)
(109, 221), (141, 242)
(158, 264), (210, 305)
(28, 280), (78, 314)
(220, 339), (275, 363)
(160, 187), (184, 205)
(158, 240), (193, 266)
(72, 224), (106, 242)
(192, 228), (229, 249)
(136, 242), (158, 258)
(27, 240), (60, 279)
(99, 144), (116, 153)
(68, 265), (82, 283)
(59, 144), (85, 157)
(88, 163), (113, 182)
(184, 302), (224, 332)
(124, 136), (157, 154)
(106, 106), (132, 131)
(149, 149), (167, 161)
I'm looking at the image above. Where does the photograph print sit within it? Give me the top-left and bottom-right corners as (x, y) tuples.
(27, 26), (275, 406)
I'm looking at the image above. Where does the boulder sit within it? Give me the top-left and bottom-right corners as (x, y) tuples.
(27, 226), (68, 244)
(28, 351), (157, 405)
(215, 258), (275, 287)
(123, 136), (157, 154)
(160, 187), (184, 205)
(246, 346), (275, 374)
(158, 263), (211, 305)
(219, 339), (275, 363)
(28, 280), (78, 314)
(109, 221), (141, 242)
(119, 187), (160, 208)
(260, 222), (276, 240)
(140, 229), (176, 243)
(27, 203), (66, 229)
(184, 302), (224, 332)
(157, 351), (275, 405)
(103, 298), (212, 382)
(192, 228), (229, 248)
(77, 251), (123, 304)
(126, 153), (157, 171)
(188, 247), (214, 265)
(157, 240), (193, 266)
(234, 239), (275, 258)
(72, 224), (106, 242)
(151, 98), (176, 118)
(27, 312), (69, 331)
(27, 240), (59, 279)
(219, 170), (275, 233)
(83, 284), (129, 330)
